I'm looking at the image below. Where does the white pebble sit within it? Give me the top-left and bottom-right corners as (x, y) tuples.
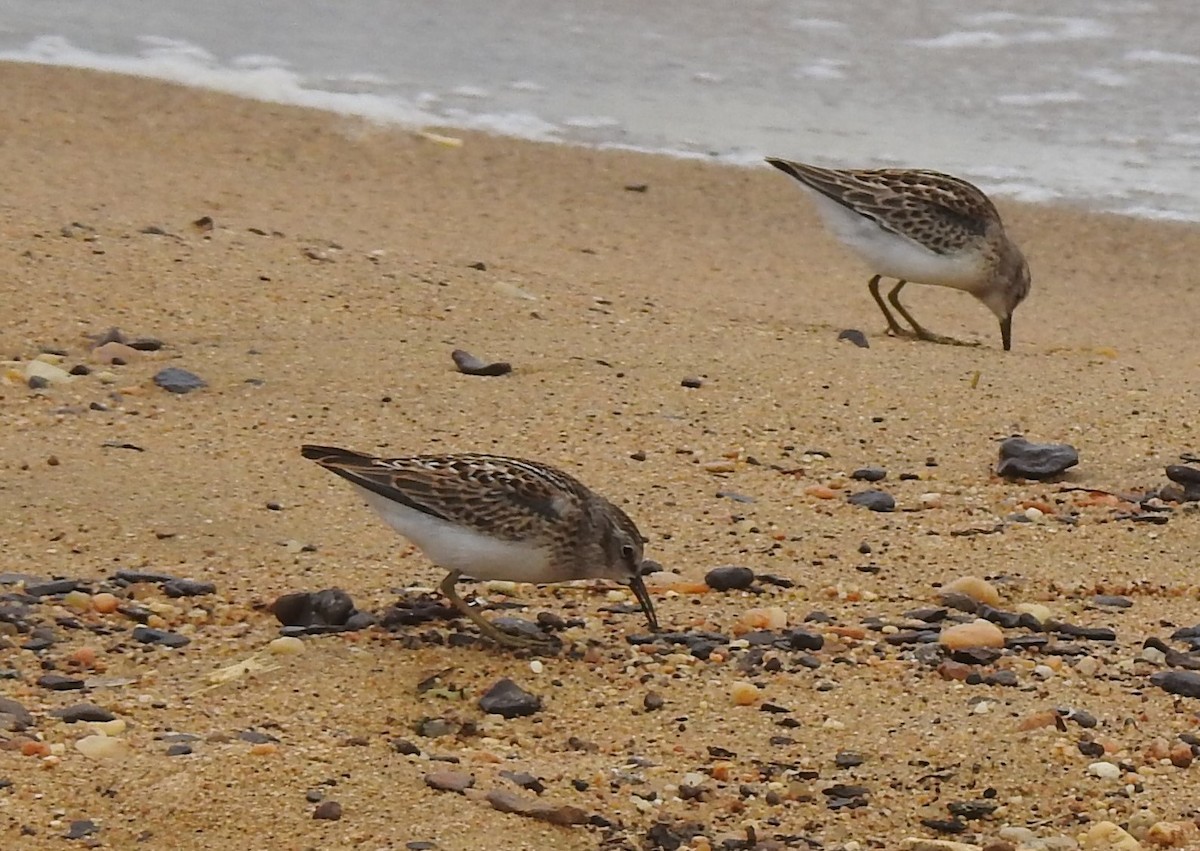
(1033, 664), (1055, 680)
(268, 636), (306, 656)
(1140, 646), (1167, 665)
(919, 492), (943, 509)
(1024, 506), (1044, 521)
(529, 660), (544, 675)
(76, 735), (128, 760)
(1087, 761), (1121, 780)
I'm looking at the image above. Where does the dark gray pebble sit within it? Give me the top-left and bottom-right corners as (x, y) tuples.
(0, 696), (34, 731)
(948, 800), (997, 820)
(65, 820), (97, 839)
(451, 349), (512, 376)
(836, 329), (869, 348)
(166, 743), (193, 756)
(984, 670), (1018, 687)
(786, 629), (824, 651)
(113, 568), (180, 584)
(24, 578), (81, 597)
(392, 738), (420, 755)
(478, 678), (541, 718)
(951, 647), (1003, 666)
(1166, 464), (1200, 486)
(1091, 595), (1133, 609)
(490, 617), (548, 642)
(1078, 740), (1105, 757)
(131, 626), (190, 648)
(850, 466), (887, 482)
(162, 578), (216, 598)
(1043, 621), (1116, 641)
(1151, 670), (1200, 698)
(996, 436), (1079, 480)
(939, 591), (980, 613)
(905, 607), (949, 623)
(847, 490), (895, 512)
(153, 367), (207, 394)
(238, 729), (279, 744)
(976, 604), (1022, 629)
(643, 692), (664, 712)
(37, 673), (84, 691)
(51, 703), (115, 723)
(272, 588), (357, 627)
(835, 751), (864, 768)
(704, 565), (755, 591)
(920, 818), (967, 835)
(1061, 708), (1098, 728)
(69, 364), (91, 376)
(499, 770), (545, 793)
(680, 376), (703, 388)
(27, 375), (50, 390)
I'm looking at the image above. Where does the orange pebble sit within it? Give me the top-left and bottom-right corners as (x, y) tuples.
(250, 743), (278, 756)
(91, 593), (119, 614)
(68, 646), (98, 667)
(21, 740), (50, 757)
(804, 485), (838, 500)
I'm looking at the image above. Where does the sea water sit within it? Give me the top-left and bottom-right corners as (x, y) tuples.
(1, 0), (1198, 220)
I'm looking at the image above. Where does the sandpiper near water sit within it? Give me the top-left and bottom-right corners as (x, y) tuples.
(766, 158), (1031, 350)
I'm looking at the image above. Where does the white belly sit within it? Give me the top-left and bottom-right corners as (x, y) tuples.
(355, 486), (554, 583)
(805, 190), (984, 291)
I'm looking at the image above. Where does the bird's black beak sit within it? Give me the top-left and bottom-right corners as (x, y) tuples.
(627, 573), (659, 632)
(1000, 315), (1012, 351)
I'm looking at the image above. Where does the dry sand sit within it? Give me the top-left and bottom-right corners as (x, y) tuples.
(3, 62), (1200, 850)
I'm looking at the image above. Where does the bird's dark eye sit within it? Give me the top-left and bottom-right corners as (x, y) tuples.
(621, 544), (636, 562)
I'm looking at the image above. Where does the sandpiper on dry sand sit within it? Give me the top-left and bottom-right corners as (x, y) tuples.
(301, 445), (658, 646)
(766, 158), (1031, 350)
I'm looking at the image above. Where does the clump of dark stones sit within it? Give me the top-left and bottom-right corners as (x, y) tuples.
(996, 436), (1079, 480)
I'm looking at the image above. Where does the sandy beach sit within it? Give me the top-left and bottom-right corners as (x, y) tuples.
(3, 62), (1200, 850)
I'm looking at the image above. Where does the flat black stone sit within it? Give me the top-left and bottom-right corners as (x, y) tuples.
(975, 604), (1022, 629)
(847, 489), (895, 512)
(905, 607), (949, 623)
(0, 696), (34, 730)
(37, 673), (84, 691)
(1043, 621), (1116, 641)
(996, 436), (1079, 480)
(1091, 595), (1133, 609)
(786, 629), (824, 651)
(166, 743), (193, 756)
(131, 626), (190, 648)
(850, 466), (887, 482)
(451, 349), (512, 377)
(65, 820), (97, 840)
(1151, 670), (1200, 698)
(24, 579), (81, 597)
(153, 366), (207, 394)
(162, 579), (216, 598)
(51, 703), (115, 723)
(920, 818), (967, 835)
(478, 678), (541, 719)
(951, 647), (1003, 665)
(704, 566), (755, 591)
(113, 569), (180, 584)
(948, 800), (997, 820)
(837, 328), (869, 348)
(1166, 464), (1200, 486)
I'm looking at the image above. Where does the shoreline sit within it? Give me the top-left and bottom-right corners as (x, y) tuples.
(3, 61), (1200, 851)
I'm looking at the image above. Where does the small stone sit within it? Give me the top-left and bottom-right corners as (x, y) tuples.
(162, 579), (216, 598)
(704, 566), (755, 591)
(680, 376), (703, 388)
(1087, 761), (1121, 780)
(996, 436), (1079, 480)
(1169, 742), (1194, 768)
(1092, 595), (1133, 609)
(943, 576), (1001, 607)
(153, 367), (206, 394)
(939, 619), (1005, 651)
(643, 692), (665, 712)
(25, 578), (80, 597)
(0, 697), (33, 731)
(312, 800), (343, 820)
(392, 738), (420, 755)
(1080, 820), (1139, 849)
(131, 627), (190, 648)
(65, 820), (98, 840)
(451, 349), (512, 377)
(737, 606), (787, 630)
(24, 360), (73, 386)
(90, 341), (140, 365)
(478, 678), (541, 718)
(38, 673), (85, 691)
(786, 629), (824, 651)
(1014, 602), (1051, 624)
(75, 735), (128, 760)
(1146, 820), (1195, 846)
(166, 743), (193, 756)
(484, 789), (588, 825)
(1165, 465), (1200, 487)
(836, 329), (869, 348)
(424, 770), (474, 793)
(268, 636), (306, 655)
(848, 489), (895, 512)
(731, 681), (760, 705)
(850, 466), (887, 482)
(271, 588), (357, 627)
(1150, 671), (1200, 698)
(51, 704), (115, 723)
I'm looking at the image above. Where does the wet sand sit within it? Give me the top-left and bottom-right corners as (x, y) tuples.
(3, 62), (1200, 850)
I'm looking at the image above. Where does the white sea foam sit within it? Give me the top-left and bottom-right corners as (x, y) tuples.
(508, 80), (545, 92)
(1076, 67), (1130, 87)
(563, 115), (620, 129)
(449, 85), (490, 99)
(912, 16), (1111, 49)
(791, 59), (847, 81)
(788, 18), (846, 31)
(996, 91), (1087, 106)
(1124, 48), (1200, 65)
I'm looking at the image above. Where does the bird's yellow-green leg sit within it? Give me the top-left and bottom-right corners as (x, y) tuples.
(887, 280), (980, 347)
(438, 570), (543, 648)
(868, 274), (909, 337)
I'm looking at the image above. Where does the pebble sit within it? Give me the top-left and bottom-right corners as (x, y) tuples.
(0, 696), (34, 731)
(131, 626), (190, 648)
(731, 681), (760, 705)
(424, 770), (474, 793)
(1165, 464), (1200, 486)
(680, 376), (704, 388)
(162, 578), (216, 598)
(271, 588), (358, 627)
(451, 348), (512, 376)
(484, 789), (588, 825)
(24, 360), (73, 386)
(65, 820), (98, 840)
(91, 341), (140, 364)
(312, 800), (343, 820)
(939, 620), (1005, 650)
(850, 466), (887, 482)
(704, 566), (755, 591)
(737, 606), (787, 630)
(1086, 761), (1121, 780)
(51, 703), (115, 723)
(837, 328), (869, 348)
(478, 678), (541, 718)
(1150, 670), (1200, 698)
(919, 492), (943, 509)
(268, 636), (306, 655)
(848, 489), (895, 512)
(76, 735), (128, 760)
(942, 576), (1001, 607)
(996, 436), (1079, 480)
(1014, 602), (1051, 624)
(153, 367), (207, 394)
(1079, 820), (1139, 849)
(898, 840), (982, 851)
(38, 673), (85, 691)
(643, 692), (665, 712)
